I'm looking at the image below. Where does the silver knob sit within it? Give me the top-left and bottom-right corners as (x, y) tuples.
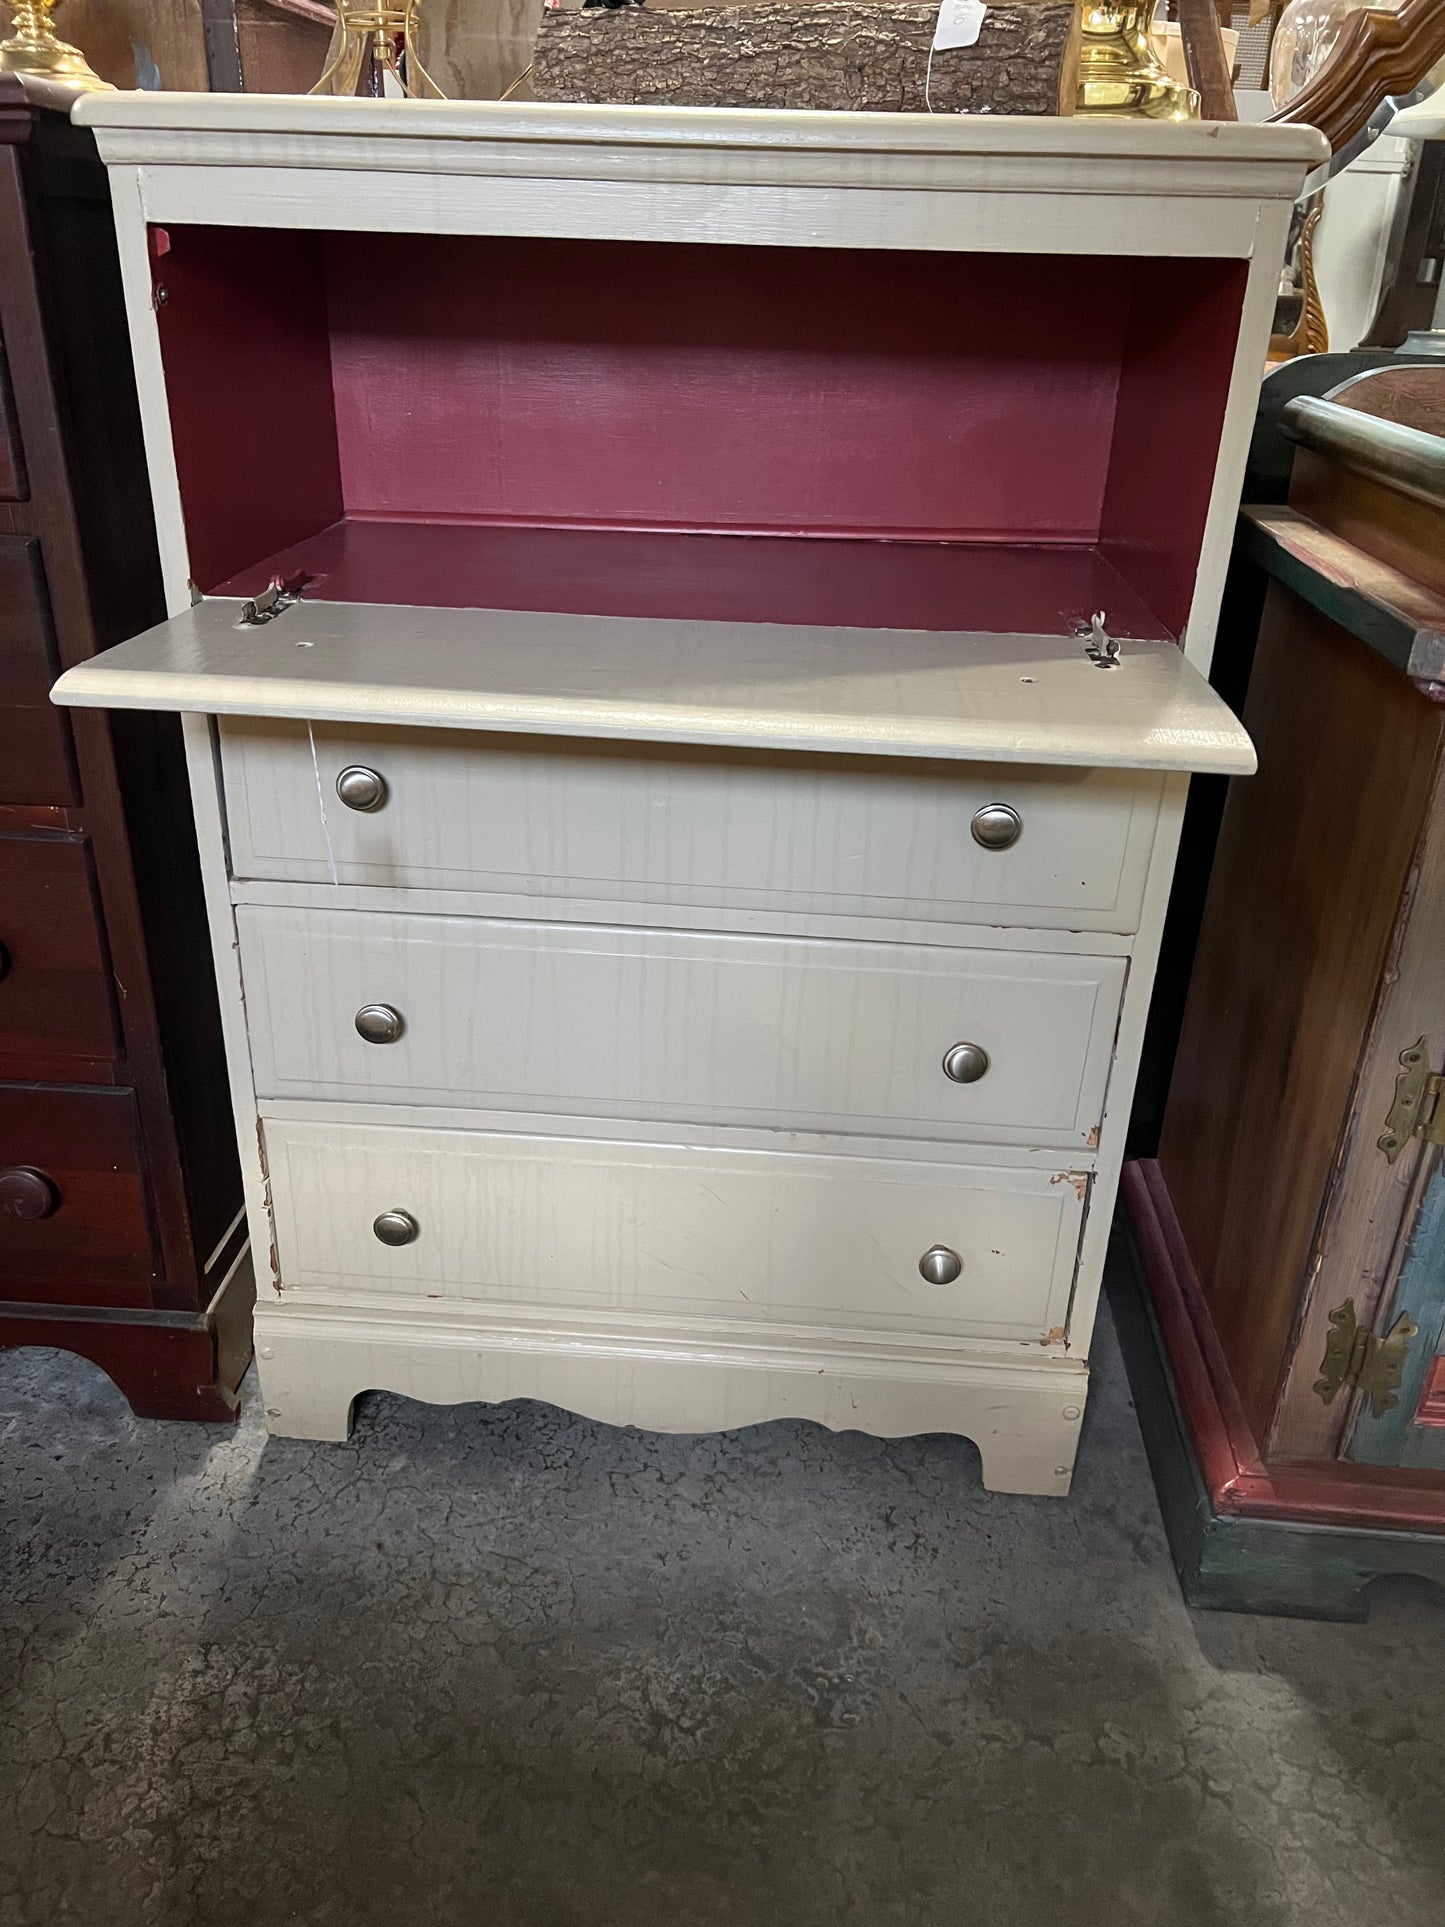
(373, 1209), (419, 1247)
(355, 1003), (404, 1045)
(970, 803), (1022, 851)
(919, 1245), (963, 1286)
(336, 765), (388, 812)
(943, 1041), (990, 1084)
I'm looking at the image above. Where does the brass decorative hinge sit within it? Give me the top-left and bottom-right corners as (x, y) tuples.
(1378, 1037), (1445, 1164)
(1314, 1298), (1418, 1418)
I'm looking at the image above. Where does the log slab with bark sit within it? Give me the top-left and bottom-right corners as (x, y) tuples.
(532, 1), (1080, 115)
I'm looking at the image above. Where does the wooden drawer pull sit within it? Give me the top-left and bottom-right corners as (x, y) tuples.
(0, 1165), (59, 1220)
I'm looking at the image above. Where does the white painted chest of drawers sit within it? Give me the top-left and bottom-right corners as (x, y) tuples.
(54, 95), (1321, 1492)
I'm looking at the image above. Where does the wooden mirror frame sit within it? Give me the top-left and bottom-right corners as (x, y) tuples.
(1268, 0), (1445, 154)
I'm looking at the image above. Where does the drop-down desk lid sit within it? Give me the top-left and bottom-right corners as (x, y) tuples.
(52, 598), (1255, 775)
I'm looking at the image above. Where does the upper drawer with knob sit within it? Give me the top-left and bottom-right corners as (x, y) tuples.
(219, 719), (1162, 936)
(0, 835), (117, 1073)
(238, 904), (1124, 1149)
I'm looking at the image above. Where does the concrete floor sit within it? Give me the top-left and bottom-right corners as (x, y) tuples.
(2, 1302), (1443, 1927)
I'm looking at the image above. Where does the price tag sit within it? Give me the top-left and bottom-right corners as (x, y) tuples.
(932, 0), (987, 49)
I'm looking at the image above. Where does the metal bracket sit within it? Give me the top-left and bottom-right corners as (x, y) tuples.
(1378, 1036), (1445, 1163)
(1315, 1298), (1419, 1418)
(1078, 611), (1121, 669)
(236, 575), (305, 629)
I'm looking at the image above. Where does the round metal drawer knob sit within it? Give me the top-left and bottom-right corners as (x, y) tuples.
(336, 765), (388, 813)
(970, 803), (1022, 851)
(943, 1041), (990, 1084)
(919, 1244), (963, 1286)
(355, 1003), (405, 1045)
(0, 1166), (59, 1221)
(373, 1209), (419, 1247)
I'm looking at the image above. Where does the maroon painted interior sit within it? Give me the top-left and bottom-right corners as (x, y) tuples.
(152, 226), (1247, 639)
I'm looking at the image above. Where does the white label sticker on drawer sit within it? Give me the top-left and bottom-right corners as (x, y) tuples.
(933, 0), (986, 49)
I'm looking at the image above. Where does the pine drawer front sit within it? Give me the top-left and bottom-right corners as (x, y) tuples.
(220, 719), (1158, 934)
(239, 906), (1124, 1148)
(265, 1118), (1085, 1344)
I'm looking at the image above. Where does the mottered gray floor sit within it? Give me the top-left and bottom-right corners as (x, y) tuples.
(2, 1295), (1442, 1927)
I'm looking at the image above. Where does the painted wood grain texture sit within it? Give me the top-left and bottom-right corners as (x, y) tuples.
(265, 1118), (1084, 1343)
(148, 230), (1242, 635)
(530, 2), (1080, 115)
(1240, 504), (1445, 690)
(1159, 584), (1445, 1440)
(1098, 257), (1250, 643)
(151, 225), (343, 596)
(59, 90), (1318, 1475)
(1347, 1166), (1445, 1469)
(210, 522), (1174, 642)
(72, 91), (1325, 177)
(1271, 745), (1445, 1458)
(51, 600), (1257, 775)
(322, 237), (1130, 543)
(252, 1293), (1088, 1486)
(219, 719), (1159, 934)
(238, 905), (1124, 1145)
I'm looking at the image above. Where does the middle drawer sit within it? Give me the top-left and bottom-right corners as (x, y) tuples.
(238, 906), (1123, 1148)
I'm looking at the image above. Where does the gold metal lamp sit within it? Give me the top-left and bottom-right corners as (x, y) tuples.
(1076, 0), (1201, 119)
(311, 0), (445, 97)
(0, 0), (113, 89)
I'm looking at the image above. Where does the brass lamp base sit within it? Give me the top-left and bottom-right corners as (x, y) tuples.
(1076, 1), (1200, 120)
(0, 0), (113, 91)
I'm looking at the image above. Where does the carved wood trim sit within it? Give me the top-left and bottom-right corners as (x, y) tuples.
(1268, 0), (1445, 154)
(1268, 195), (1328, 362)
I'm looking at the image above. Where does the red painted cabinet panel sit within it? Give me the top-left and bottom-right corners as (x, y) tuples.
(0, 835), (117, 1063)
(0, 535), (77, 806)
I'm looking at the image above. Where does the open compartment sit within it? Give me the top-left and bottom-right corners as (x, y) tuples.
(149, 227), (1248, 642)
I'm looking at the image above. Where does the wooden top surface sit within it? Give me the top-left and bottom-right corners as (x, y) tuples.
(71, 91), (1321, 161)
(52, 598), (1256, 774)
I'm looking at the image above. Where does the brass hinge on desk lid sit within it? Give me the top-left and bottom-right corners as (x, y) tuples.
(1378, 1038), (1445, 1164)
(1314, 1299), (1418, 1417)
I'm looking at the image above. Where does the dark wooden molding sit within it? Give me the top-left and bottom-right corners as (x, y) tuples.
(1268, 0), (1445, 154)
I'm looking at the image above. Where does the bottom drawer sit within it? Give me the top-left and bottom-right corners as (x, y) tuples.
(265, 1118), (1086, 1345)
(0, 1085), (158, 1304)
